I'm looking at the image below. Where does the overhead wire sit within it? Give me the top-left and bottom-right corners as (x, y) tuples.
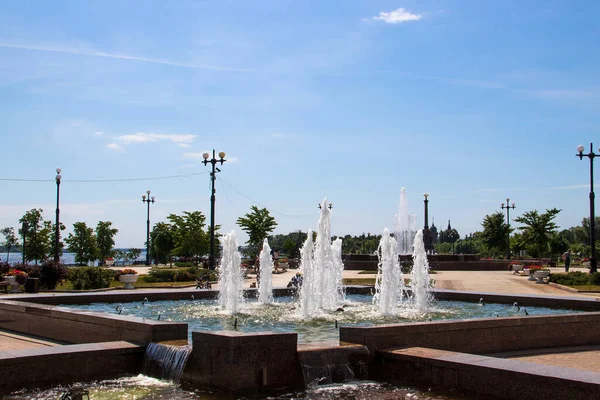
(0, 172), (210, 183)
(217, 176), (315, 220)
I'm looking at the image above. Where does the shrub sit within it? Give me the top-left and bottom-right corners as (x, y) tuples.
(174, 271), (196, 282)
(174, 261), (196, 268)
(548, 271), (592, 286)
(17, 263), (40, 278)
(39, 261), (69, 290)
(144, 269), (176, 283)
(0, 262), (10, 275)
(68, 267), (115, 290)
(5, 269), (29, 284)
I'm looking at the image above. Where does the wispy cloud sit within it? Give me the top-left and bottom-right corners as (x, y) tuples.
(552, 184), (598, 190)
(106, 143), (122, 151)
(0, 42), (251, 72)
(371, 8), (422, 24)
(179, 143), (191, 148)
(116, 132), (196, 144)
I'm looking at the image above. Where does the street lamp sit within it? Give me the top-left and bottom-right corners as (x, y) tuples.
(576, 143), (598, 273)
(142, 190), (155, 266)
(501, 198), (515, 260)
(54, 168), (62, 263)
(202, 150), (226, 270)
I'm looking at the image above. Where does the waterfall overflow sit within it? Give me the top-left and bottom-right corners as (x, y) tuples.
(142, 342), (192, 383)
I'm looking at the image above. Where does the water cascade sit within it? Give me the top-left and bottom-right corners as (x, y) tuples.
(258, 238), (274, 304)
(142, 342), (192, 383)
(299, 198), (345, 318)
(373, 228), (404, 316)
(411, 229), (431, 312)
(218, 230), (244, 314)
(394, 187), (417, 255)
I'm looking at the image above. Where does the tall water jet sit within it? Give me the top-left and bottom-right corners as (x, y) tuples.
(258, 238), (274, 304)
(300, 198), (345, 318)
(394, 187), (417, 255)
(411, 229), (431, 312)
(373, 228), (403, 316)
(299, 229), (315, 318)
(218, 230), (243, 314)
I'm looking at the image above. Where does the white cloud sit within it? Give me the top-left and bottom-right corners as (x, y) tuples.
(116, 132), (196, 144)
(106, 143), (122, 151)
(94, 131), (104, 136)
(372, 8), (422, 24)
(179, 143), (191, 148)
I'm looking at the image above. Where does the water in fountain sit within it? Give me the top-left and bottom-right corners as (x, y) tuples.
(218, 230), (244, 314)
(373, 228), (404, 316)
(142, 342), (192, 383)
(394, 187), (417, 255)
(299, 198), (345, 318)
(258, 238), (274, 304)
(411, 229), (432, 312)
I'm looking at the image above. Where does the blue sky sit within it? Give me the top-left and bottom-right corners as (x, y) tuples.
(0, 0), (599, 248)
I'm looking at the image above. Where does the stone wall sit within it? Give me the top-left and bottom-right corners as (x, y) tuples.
(0, 300), (187, 344)
(0, 341), (144, 394)
(184, 330), (302, 394)
(340, 312), (600, 355)
(376, 347), (600, 400)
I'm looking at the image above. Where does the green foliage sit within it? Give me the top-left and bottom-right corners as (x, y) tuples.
(167, 211), (210, 261)
(39, 261), (68, 290)
(514, 208), (561, 258)
(96, 221), (118, 264)
(1, 227), (19, 262)
(68, 267), (114, 290)
(150, 222), (175, 264)
(19, 209), (53, 264)
(237, 206), (278, 259)
(143, 269), (177, 283)
(480, 212), (510, 256)
(332, 233), (381, 255)
(127, 248), (142, 263)
(65, 222), (97, 265)
(548, 271), (600, 286)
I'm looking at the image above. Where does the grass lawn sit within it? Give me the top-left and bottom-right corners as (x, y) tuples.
(358, 270), (377, 275)
(563, 285), (600, 292)
(343, 278), (376, 285)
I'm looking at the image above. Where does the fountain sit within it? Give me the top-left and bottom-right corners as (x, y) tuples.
(373, 228), (404, 316)
(258, 238), (274, 304)
(218, 230), (244, 314)
(299, 198), (345, 318)
(411, 229), (432, 312)
(394, 187), (417, 255)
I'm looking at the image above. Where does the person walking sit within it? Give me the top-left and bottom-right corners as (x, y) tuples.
(564, 249), (571, 273)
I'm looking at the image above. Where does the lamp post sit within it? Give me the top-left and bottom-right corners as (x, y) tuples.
(142, 191), (155, 266)
(21, 221), (29, 265)
(501, 198), (515, 260)
(423, 193), (433, 254)
(54, 168), (62, 263)
(202, 150), (226, 270)
(576, 143), (598, 273)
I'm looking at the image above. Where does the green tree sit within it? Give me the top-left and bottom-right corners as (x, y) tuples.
(127, 248), (142, 265)
(1, 227), (19, 262)
(65, 222), (97, 265)
(96, 221), (118, 265)
(480, 212), (511, 257)
(151, 222), (175, 265)
(237, 206), (278, 259)
(514, 208), (561, 258)
(18, 209), (53, 264)
(168, 211), (210, 262)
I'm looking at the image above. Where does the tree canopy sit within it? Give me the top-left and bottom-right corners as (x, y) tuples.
(237, 206), (278, 258)
(514, 208), (561, 258)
